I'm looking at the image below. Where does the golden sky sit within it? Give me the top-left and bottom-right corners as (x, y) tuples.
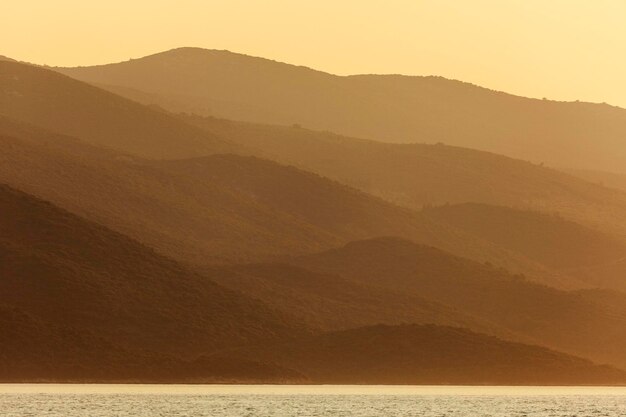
(4, 0), (626, 107)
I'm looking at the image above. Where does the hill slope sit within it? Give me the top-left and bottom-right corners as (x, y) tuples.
(424, 203), (626, 291)
(0, 60), (239, 158)
(232, 324), (626, 385)
(565, 168), (626, 193)
(206, 262), (506, 336)
(6, 58), (626, 266)
(295, 237), (626, 368)
(56, 47), (626, 173)
(181, 115), (626, 240)
(0, 116), (551, 276)
(0, 183), (308, 378)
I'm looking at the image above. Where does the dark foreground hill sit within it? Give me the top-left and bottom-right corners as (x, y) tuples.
(4, 184), (622, 385)
(0, 183), (302, 370)
(231, 324), (626, 385)
(206, 262), (508, 337)
(0, 305), (302, 383)
(295, 237), (626, 369)
(56, 47), (626, 173)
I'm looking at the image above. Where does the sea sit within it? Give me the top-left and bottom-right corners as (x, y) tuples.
(1, 384), (625, 416)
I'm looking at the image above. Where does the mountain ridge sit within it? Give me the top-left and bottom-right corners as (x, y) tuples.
(56, 47), (626, 173)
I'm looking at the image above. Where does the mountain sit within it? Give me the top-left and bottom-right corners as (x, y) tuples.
(6, 183), (617, 385)
(424, 203), (626, 291)
(0, 55), (15, 62)
(180, 114), (626, 241)
(9, 181), (616, 385)
(231, 324), (626, 385)
(6, 58), (626, 270)
(0, 60), (239, 158)
(0, 183), (303, 355)
(56, 47), (626, 173)
(294, 237), (626, 368)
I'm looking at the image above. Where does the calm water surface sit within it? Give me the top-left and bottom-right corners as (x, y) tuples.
(1, 384), (626, 416)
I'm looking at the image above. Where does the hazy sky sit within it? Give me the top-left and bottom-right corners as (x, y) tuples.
(4, 1), (626, 107)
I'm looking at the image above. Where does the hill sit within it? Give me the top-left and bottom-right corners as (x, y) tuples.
(0, 183), (302, 355)
(0, 305), (303, 383)
(0, 60), (239, 158)
(6, 184), (617, 384)
(231, 324), (626, 385)
(180, 114), (626, 241)
(56, 47), (626, 173)
(294, 237), (626, 368)
(6, 59), (626, 269)
(424, 203), (626, 291)
(206, 262), (507, 337)
(0, 116), (553, 276)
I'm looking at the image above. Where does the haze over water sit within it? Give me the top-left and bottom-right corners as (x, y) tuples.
(2, 385), (626, 416)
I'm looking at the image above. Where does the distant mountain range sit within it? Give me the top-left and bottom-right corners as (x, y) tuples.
(179, 114), (626, 241)
(56, 47), (626, 174)
(2, 49), (626, 384)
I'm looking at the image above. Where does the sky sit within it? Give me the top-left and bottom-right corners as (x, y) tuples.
(3, 0), (626, 107)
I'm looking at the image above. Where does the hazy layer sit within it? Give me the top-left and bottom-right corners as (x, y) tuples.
(4, 1), (626, 107)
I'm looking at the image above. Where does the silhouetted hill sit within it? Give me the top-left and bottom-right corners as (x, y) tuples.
(180, 114), (626, 240)
(233, 324), (626, 385)
(0, 55), (15, 62)
(295, 238), (626, 368)
(206, 262), (507, 337)
(57, 47), (626, 173)
(0, 116), (556, 277)
(0, 183), (303, 367)
(7, 182), (615, 384)
(0, 60), (239, 158)
(5, 58), (626, 269)
(424, 203), (626, 291)
(0, 305), (303, 383)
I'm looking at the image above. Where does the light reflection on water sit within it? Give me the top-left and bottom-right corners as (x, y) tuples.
(1, 385), (626, 416)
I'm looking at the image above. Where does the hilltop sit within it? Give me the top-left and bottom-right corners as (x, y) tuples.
(57, 47), (626, 173)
